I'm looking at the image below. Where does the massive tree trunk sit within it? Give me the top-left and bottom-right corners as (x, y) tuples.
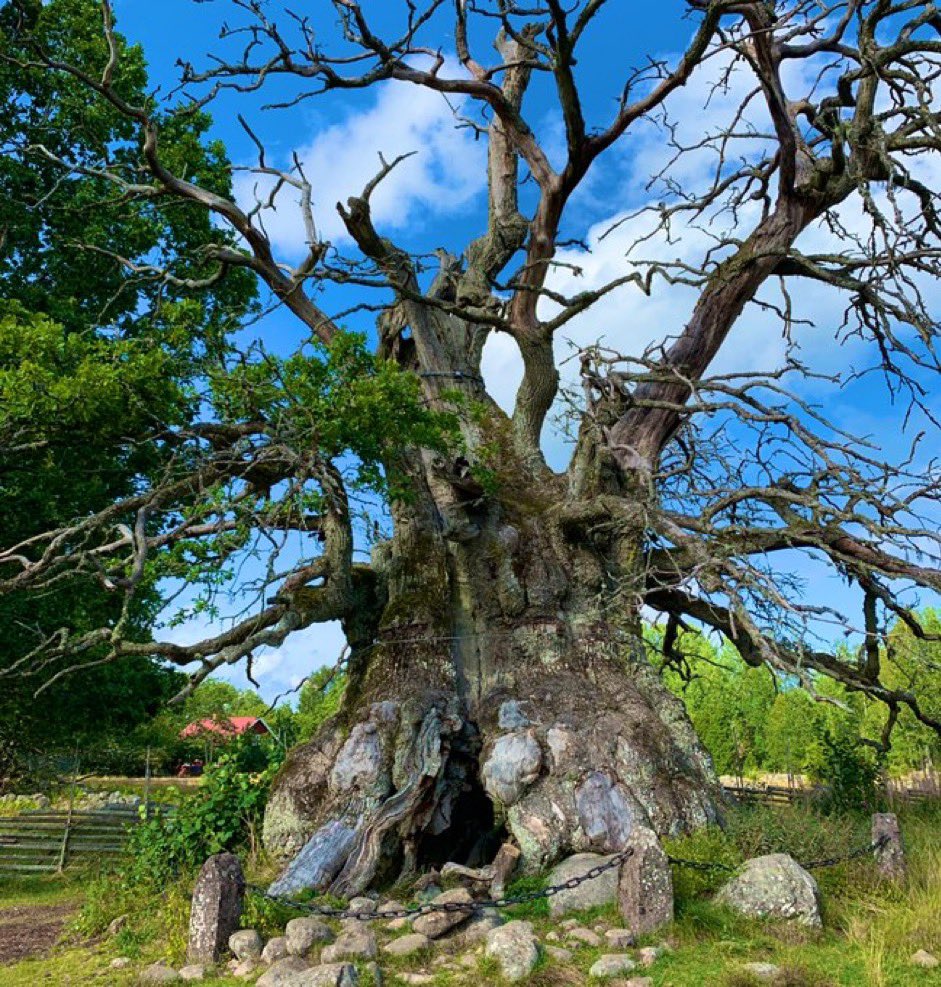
(263, 422), (721, 896)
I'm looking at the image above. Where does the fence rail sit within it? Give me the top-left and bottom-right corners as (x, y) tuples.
(722, 778), (940, 807)
(0, 808), (140, 874)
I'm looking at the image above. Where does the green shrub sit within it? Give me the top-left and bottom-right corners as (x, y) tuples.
(122, 748), (276, 887)
(808, 730), (884, 813)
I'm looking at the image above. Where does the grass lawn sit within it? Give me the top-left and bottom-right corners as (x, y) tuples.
(0, 802), (938, 985)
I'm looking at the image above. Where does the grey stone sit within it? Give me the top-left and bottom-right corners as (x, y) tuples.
(255, 957), (310, 986)
(449, 908), (503, 947)
(108, 914), (129, 936)
(229, 929), (263, 961)
(604, 928), (635, 949)
(547, 852), (619, 917)
(270, 821), (358, 897)
(638, 945), (665, 966)
(285, 917), (334, 956)
(498, 700), (531, 730)
(618, 826), (674, 936)
(741, 962), (782, 980)
(481, 731), (542, 806)
(376, 899), (406, 917)
(588, 954), (637, 978)
(485, 920), (540, 982)
(232, 959), (257, 978)
(575, 772), (635, 850)
(300, 964), (360, 986)
(565, 926), (601, 948)
(489, 842), (521, 899)
(383, 932), (430, 957)
(329, 723), (383, 793)
(186, 853), (245, 964)
(911, 950), (940, 968)
(716, 853), (821, 927)
(411, 888), (474, 939)
(398, 976), (434, 985)
(140, 962), (182, 984)
(320, 924), (377, 962)
(873, 813), (906, 879)
(544, 945), (573, 962)
(620, 980), (654, 987)
(348, 896), (376, 914)
(262, 937), (290, 964)
(178, 965), (207, 981)
(110, 957), (132, 969)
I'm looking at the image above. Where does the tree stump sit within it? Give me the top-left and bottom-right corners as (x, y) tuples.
(872, 812), (905, 880)
(187, 852), (246, 964)
(617, 826), (673, 936)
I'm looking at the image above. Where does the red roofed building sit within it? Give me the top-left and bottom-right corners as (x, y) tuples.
(179, 715), (272, 739)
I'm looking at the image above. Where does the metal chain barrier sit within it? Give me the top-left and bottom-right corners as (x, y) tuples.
(247, 847), (634, 922)
(667, 834), (890, 874)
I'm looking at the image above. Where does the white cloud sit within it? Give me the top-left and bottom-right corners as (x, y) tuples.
(236, 78), (486, 250)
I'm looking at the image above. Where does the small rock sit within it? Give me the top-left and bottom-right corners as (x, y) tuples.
(140, 963), (182, 984)
(911, 950), (940, 968)
(448, 908), (503, 947)
(348, 896), (376, 914)
(398, 975), (434, 986)
(489, 842), (521, 899)
(232, 959), (257, 978)
(604, 928), (635, 949)
(638, 946), (665, 966)
(285, 917), (335, 956)
(589, 954), (637, 979)
(741, 962), (782, 980)
(178, 966), (207, 981)
(262, 937), (289, 964)
(108, 914), (129, 936)
(560, 918), (581, 929)
(385, 917), (410, 931)
(229, 929), (264, 961)
(321, 924), (377, 962)
(566, 926), (602, 948)
(255, 957), (309, 986)
(548, 853), (619, 917)
(303, 964), (360, 986)
(376, 900), (406, 917)
(485, 920), (540, 982)
(458, 953), (477, 968)
(411, 888), (474, 939)
(383, 932), (431, 957)
(545, 931), (561, 942)
(618, 980), (653, 987)
(110, 957), (132, 969)
(716, 853), (822, 927)
(545, 945), (573, 962)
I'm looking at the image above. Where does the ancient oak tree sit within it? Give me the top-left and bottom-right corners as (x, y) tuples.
(2, 1), (940, 893)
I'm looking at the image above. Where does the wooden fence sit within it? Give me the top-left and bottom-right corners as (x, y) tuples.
(722, 778), (940, 808)
(0, 808), (140, 874)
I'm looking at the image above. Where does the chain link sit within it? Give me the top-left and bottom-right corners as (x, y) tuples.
(250, 835), (890, 921)
(668, 834), (890, 875)
(248, 847), (634, 922)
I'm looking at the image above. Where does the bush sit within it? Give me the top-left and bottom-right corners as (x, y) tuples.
(808, 730), (884, 813)
(122, 746), (277, 888)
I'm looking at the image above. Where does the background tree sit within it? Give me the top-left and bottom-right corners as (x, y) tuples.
(2, 0), (940, 895)
(0, 0), (254, 778)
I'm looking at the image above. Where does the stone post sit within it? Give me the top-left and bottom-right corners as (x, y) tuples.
(187, 852), (246, 964)
(617, 825), (674, 936)
(871, 812), (905, 880)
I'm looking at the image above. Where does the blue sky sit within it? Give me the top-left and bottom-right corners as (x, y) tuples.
(109, 2), (939, 701)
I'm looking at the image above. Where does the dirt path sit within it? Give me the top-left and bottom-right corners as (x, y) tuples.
(0, 903), (75, 965)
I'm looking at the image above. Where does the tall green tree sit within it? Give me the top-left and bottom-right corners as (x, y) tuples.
(0, 0), (254, 776)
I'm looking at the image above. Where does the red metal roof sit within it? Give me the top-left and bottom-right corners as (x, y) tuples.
(179, 715), (270, 739)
